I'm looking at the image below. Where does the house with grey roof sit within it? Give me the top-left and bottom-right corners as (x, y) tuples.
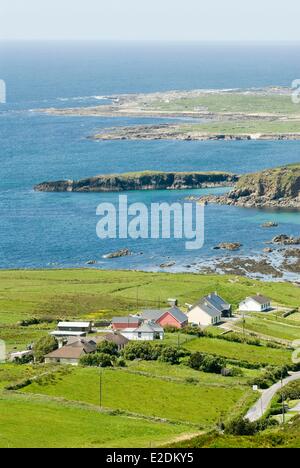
(239, 294), (271, 312)
(186, 292), (231, 327)
(203, 292), (232, 317)
(119, 321), (164, 341)
(187, 298), (222, 327)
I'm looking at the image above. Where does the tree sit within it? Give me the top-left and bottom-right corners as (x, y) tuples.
(96, 340), (119, 356)
(34, 336), (58, 363)
(224, 417), (258, 436)
(159, 346), (186, 365)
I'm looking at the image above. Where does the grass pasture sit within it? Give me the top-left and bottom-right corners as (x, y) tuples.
(0, 394), (193, 448)
(21, 367), (251, 427)
(0, 270), (299, 328)
(241, 317), (300, 342)
(183, 337), (292, 366)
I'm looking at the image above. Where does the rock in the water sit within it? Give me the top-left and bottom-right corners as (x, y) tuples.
(86, 260), (97, 265)
(215, 242), (242, 251)
(103, 248), (132, 259)
(261, 221), (278, 228)
(160, 261), (176, 268)
(272, 235), (300, 245)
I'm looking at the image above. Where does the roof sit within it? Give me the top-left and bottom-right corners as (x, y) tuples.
(90, 333), (129, 346)
(191, 300), (222, 319)
(141, 309), (165, 321)
(135, 321), (164, 333)
(58, 321), (91, 328)
(50, 331), (86, 337)
(248, 294), (271, 305)
(141, 307), (187, 324)
(164, 307), (188, 324)
(112, 316), (141, 325)
(203, 293), (230, 312)
(45, 339), (95, 360)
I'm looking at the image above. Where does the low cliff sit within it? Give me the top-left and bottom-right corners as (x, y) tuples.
(34, 171), (238, 193)
(200, 164), (300, 208)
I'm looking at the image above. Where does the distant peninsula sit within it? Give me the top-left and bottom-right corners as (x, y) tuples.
(34, 171), (238, 193)
(39, 87), (300, 141)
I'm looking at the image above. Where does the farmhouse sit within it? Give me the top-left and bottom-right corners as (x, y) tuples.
(141, 307), (188, 329)
(50, 321), (92, 338)
(112, 316), (142, 330)
(120, 321), (164, 341)
(44, 338), (96, 366)
(239, 294), (271, 312)
(187, 299), (222, 326)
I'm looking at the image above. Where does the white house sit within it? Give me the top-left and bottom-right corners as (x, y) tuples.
(187, 299), (222, 327)
(120, 321), (164, 341)
(239, 294), (271, 312)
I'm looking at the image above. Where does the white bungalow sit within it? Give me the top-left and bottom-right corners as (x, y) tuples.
(120, 321), (164, 341)
(239, 294), (271, 313)
(187, 299), (222, 327)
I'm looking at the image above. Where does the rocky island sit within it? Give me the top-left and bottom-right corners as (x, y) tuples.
(34, 171), (238, 193)
(198, 164), (300, 209)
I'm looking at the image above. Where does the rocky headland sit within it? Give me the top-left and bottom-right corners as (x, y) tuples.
(34, 171), (238, 193)
(198, 164), (300, 209)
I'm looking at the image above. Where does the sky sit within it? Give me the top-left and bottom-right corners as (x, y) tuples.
(1, 0), (300, 41)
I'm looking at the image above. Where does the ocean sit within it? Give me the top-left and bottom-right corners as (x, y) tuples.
(0, 41), (299, 274)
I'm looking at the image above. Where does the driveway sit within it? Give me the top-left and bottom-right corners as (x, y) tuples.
(245, 372), (300, 422)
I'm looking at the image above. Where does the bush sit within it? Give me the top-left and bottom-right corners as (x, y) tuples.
(96, 340), (119, 356)
(188, 352), (225, 374)
(122, 342), (154, 361)
(248, 365), (289, 389)
(34, 336), (58, 363)
(15, 353), (33, 365)
(278, 380), (300, 401)
(80, 352), (115, 367)
(224, 417), (259, 436)
(159, 346), (187, 365)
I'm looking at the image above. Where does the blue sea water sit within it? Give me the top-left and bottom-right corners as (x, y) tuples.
(0, 41), (299, 272)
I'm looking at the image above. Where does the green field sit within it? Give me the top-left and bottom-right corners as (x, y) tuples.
(150, 93), (300, 116)
(21, 367), (251, 427)
(126, 360), (260, 385)
(179, 120), (300, 135)
(241, 317), (300, 342)
(0, 270), (299, 327)
(183, 337), (292, 366)
(0, 394), (193, 448)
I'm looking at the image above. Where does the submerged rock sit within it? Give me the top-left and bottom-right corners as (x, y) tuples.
(214, 242), (242, 251)
(103, 248), (132, 259)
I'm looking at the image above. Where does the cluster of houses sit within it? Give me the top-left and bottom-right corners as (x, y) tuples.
(42, 292), (272, 366)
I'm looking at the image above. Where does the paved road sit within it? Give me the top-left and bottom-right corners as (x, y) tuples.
(245, 372), (300, 422)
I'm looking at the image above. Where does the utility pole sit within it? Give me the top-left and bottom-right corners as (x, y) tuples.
(281, 371), (285, 425)
(136, 286), (139, 310)
(100, 366), (103, 410)
(242, 313), (245, 341)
